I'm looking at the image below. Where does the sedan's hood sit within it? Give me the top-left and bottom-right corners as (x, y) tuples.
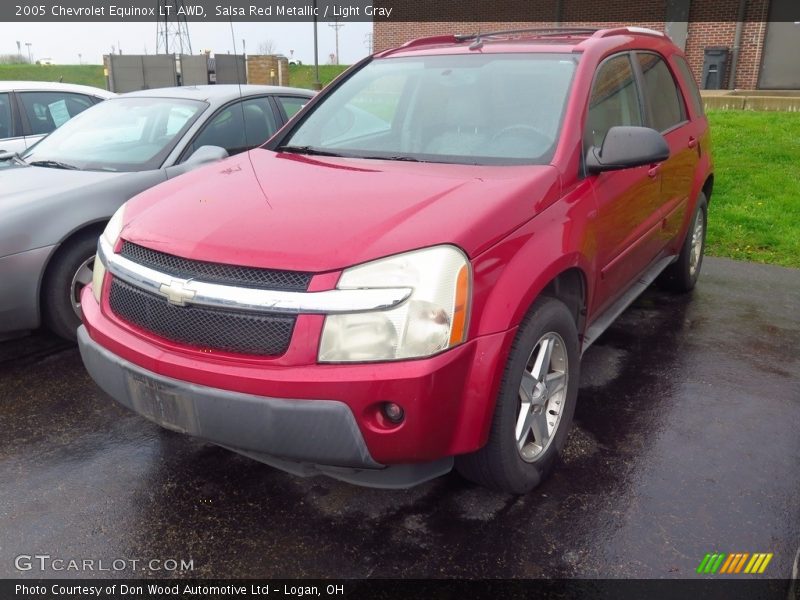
(0, 165), (124, 210)
(123, 149), (561, 272)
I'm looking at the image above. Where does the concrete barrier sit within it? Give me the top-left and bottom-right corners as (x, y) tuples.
(701, 90), (800, 112)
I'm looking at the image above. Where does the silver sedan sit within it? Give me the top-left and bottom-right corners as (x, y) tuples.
(0, 84), (313, 339)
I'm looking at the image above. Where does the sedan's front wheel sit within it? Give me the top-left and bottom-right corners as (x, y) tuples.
(42, 231), (99, 341)
(456, 297), (580, 494)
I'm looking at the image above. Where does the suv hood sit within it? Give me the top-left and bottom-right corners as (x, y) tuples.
(122, 149), (561, 273)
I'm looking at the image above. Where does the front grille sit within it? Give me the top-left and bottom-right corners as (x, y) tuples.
(120, 241), (311, 291)
(109, 279), (295, 356)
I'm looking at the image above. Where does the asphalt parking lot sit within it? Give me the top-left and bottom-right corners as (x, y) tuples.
(0, 257), (798, 579)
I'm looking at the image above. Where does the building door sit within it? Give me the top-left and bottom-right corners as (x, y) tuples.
(758, 1), (800, 89)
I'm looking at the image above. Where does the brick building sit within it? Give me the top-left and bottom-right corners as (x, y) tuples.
(373, 0), (800, 89)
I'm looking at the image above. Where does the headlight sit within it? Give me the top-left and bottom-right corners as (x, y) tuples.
(102, 204), (126, 248)
(92, 204), (126, 303)
(319, 245), (471, 362)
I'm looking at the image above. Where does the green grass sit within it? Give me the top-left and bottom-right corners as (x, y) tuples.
(0, 63), (106, 88)
(705, 110), (800, 268)
(288, 64), (349, 89)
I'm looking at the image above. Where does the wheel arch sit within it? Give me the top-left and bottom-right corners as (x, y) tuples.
(37, 218), (108, 323)
(701, 174), (714, 203)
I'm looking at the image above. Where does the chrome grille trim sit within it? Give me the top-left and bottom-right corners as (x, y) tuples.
(99, 238), (412, 315)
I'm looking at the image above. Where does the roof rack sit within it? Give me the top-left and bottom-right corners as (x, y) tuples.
(454, 27), (599, 42)
(394, 35), (461, 51)
(595, 27), (667, 39)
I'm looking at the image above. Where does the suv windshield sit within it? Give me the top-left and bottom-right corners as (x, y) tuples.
(282, 53), (578, 165)
(23, 97), (206, 172)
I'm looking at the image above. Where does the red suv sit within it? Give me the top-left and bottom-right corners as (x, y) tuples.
(79, 27), (712, 493)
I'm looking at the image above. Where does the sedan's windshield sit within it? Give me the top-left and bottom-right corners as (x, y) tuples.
(282, 53), (578, 165)
(22, 97), (206, 172)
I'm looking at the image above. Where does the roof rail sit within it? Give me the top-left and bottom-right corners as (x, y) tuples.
(396, 34), (460, 50)
(595, 27), (667, 39)
(455, 27), (599, 42)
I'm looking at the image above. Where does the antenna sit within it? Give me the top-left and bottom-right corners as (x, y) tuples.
(229, 20), (248, 150)
(156, 0), (193, 54)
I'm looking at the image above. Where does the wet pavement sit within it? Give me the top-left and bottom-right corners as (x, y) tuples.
(0, 257), (798, 579)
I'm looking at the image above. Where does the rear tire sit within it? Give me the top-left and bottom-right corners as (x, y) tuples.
(659, 193), (708, 293)
(456, 297), (580, 494)
(42, 231), (99, 341)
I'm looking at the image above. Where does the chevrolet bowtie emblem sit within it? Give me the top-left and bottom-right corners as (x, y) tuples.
(159, 280), (196, 306)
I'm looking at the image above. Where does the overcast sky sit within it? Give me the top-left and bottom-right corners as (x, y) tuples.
(3, 21), (373, 65)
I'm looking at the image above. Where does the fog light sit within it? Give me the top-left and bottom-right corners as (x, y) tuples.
(382, 402), (405, 424)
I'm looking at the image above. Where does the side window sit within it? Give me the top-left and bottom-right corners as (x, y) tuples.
(277, 96), (307, 119)
(636, 53), (686, 132)
(189, 97), (278, 157)
(19, 92), (94, 135)
(673, 56), (705, 118)
(0, 93), (12, 139)
(586, 55), (643, 149)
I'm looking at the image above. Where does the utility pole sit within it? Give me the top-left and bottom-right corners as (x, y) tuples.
(312, 0), (321, 90)
(78, 53), (82, 65)
(328, 19), (344, 64)
(364, 32), (373, 54)
(25, 42), (32, 64)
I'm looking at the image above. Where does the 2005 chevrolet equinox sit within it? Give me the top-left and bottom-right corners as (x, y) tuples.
(79, 27), (713, 493)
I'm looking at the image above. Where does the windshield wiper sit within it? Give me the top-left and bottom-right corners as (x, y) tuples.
(29, 159), (79, 170)
(276, 145), (347, 158)
(367, 155), (426, 163)
(0, 151), (27, 166)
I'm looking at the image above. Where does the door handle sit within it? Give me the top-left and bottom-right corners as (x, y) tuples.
(648, 164), (661, 178)
(688, 137), (697, 149)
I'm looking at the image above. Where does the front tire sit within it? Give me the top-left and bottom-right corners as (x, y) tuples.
(659, 193), (708, 293)
(42, 231), (99, 341)
(456, 297), (580, 494)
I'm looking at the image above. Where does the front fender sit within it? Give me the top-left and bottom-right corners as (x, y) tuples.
(470, 181), (596, 338)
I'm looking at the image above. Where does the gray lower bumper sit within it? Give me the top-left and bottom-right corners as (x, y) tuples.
(77, 326), (452, 488)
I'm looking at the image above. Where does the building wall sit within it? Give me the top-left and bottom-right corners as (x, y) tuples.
(247, 55), (290, 86)
(373, 0), (771, 89)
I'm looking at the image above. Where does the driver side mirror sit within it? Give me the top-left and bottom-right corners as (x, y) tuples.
(585, 126), (669, 174)
(185, 145), (229, 167)
(166, 145), (229, 179)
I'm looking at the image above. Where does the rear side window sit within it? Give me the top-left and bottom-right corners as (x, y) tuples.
(586, 54), (642, 149)
(636, 53), (685, 132)
(673, 56), (705, 117)
(0, 93), (11, 139)
(19, 91), (94, 135)
(277, 96), (307, 119)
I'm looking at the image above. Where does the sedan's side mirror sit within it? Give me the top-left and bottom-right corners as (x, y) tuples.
(586, 126), (670, 174)
(166, 145), (229, 179)
(185, 145), (229, 167)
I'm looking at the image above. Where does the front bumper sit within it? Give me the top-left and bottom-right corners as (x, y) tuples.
(0, 245), (55, 334)
(80, 282), (516, 486)
(78, 325), (454, 488)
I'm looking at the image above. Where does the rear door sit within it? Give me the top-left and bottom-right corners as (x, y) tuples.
(634, 52), (700, 248)
(586, 53), (663, 315)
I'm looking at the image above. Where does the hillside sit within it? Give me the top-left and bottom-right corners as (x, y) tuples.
(0, 63), (350, 91)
